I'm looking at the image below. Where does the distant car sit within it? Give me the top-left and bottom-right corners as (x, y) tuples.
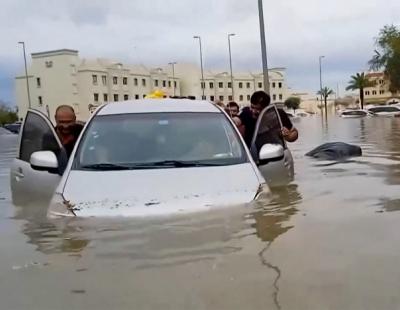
(367, 105), (400, 117)
(11, 99), (294, 217)
(4, 122), (21, 134)
(339, 109), (371, 118)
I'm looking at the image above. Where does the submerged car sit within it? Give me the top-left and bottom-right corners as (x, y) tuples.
(10, 99), (294, 217)
(368, 105), (400, 117)
(4, 122), (22, 134)
(339, 109), (371, 118)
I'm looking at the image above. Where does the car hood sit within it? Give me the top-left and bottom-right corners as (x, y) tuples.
(56, 163), (262, 217)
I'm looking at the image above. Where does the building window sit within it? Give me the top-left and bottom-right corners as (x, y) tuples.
(103, 94), (108, 102)
(272, 82), (276, 88)
(123, 77), (128, 85)
(247, 95), (251, 101)
(372, 90), (377, 95)
(114, 94), (119, 101)
(134, 78), (138, 86)
(142, 79), (146, 87)
(155, 80), (159, 87)
(102, 75), (107, 85)
(124, 94), (129, 100)
(163, 80), (167, 87)
(365, 91), (370, 96)
(219, 95), (224, 101)
(246, 82), (251, 89)
(379, 80), (384, 84)
(279, 94), (283, 100)
(36, 77), (41, 88)
(210, 95), (215, 101)
(135, 94), (139, 99)
(174, 81), (177, 88)
(239, 95), (244, 101)
(201, 82), (205, 89)
(238, 82), (243, 89)
(45, 61), (53, 68)
(219, 82), (224, 88)
(279, 82), (282, 88)
(209, 82), (214, 89)
(228, 95), (233, 101)
(273, 94), (277, 101)
(94, 93), (99, 102)
(113, 76), (118, 85)
(380, 90), (385, 95)
(168, 81), (171, 88)
(38, 96), (43, 107)
(92, 75), (98, 85)
(258, 82), (262, 88)
(228, 82), (232, 88)
(143, 94), (146, 98)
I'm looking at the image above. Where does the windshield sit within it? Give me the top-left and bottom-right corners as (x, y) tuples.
(369, 106), (400, 113)
(342, 111), (367, 116)
(73, 112), (247, 170)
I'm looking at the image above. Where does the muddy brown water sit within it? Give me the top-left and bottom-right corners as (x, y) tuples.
(1, 116), (400, 310)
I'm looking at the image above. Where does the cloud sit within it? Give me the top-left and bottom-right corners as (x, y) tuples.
(1, 0), (400, 104)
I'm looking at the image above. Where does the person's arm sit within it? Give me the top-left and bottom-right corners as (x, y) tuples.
(278, 109), (298, 142)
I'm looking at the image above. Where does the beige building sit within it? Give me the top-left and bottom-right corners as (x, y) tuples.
(364, 72), (400, 104)
(16, 49), (289, 121)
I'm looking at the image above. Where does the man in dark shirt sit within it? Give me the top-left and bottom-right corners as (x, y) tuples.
(233, 91), (298, 147)
(55, 105), (83, 157)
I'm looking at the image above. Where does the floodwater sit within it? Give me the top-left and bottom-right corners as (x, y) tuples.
(2, 116), (400, 310)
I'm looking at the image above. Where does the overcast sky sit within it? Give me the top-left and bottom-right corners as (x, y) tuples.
(1, 0), (400, 105)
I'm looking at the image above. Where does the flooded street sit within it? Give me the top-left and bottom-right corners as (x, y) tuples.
(2, 116), (400, 310)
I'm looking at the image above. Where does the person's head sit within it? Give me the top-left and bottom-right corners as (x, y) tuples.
(226, 101), (240, 117)
(55, 105), (76, 136)
(250, 91), (271, 119)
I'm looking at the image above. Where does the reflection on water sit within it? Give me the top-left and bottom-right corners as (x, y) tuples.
(3, 116), (400, 309)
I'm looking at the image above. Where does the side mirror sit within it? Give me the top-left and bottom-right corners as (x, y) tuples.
(30, 151), (59, 173)
(259, 144), (284, 162)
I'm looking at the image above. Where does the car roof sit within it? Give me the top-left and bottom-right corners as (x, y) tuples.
(98, 99), (221, 115)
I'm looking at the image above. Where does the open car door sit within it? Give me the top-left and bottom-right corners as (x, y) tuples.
(250, 105), (294, 186)
(10, 109), (63, 206)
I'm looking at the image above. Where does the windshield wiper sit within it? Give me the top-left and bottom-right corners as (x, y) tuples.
(127, 160), (223, 168)
(81, 163), (132, 171)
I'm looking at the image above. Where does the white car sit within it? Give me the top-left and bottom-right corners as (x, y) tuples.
(10, 99), (294, 217)
(339, 109), (371, 118)
(367, 105), (400, 117)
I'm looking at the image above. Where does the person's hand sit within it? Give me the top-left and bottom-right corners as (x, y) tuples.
(281, 127), (291, 138)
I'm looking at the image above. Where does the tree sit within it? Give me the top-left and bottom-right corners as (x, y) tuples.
(284, 97), (301, 112)
(317, 87), (334, 110)
(368, 25), (400, 93)
(345, 72), (375, 109)
(0, 105), (18, 126)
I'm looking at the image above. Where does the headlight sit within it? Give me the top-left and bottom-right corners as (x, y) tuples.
(47, 192), (76, 218)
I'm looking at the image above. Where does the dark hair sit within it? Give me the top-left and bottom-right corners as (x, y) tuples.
(250, 91), (271, 108)
(226, 101), (239, 110)
(55, 105), (75, 116)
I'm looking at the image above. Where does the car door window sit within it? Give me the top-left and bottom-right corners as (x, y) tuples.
(19, 111), (60, 162)
(250, 105), (285, 160)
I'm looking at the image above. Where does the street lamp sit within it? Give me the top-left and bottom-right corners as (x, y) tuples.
(257, 0), (270, 94)
(228, 33), (235, 100)
(193, 35), (205, 100)
(18, 41), (31, 109)
(168, 62), (177, 96)
(319, 55), (325, 104)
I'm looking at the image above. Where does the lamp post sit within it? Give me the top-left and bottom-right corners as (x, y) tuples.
(257, 0), (270, 94)
(228, 33), (235, 100)
(168, 62), (177, 96)
(193, 36), (205, 99)
(18, 41), (31, 109)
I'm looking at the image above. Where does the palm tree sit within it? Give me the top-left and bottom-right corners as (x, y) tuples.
(345, 73), (375, 109)
(317, 87), (334, 111)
